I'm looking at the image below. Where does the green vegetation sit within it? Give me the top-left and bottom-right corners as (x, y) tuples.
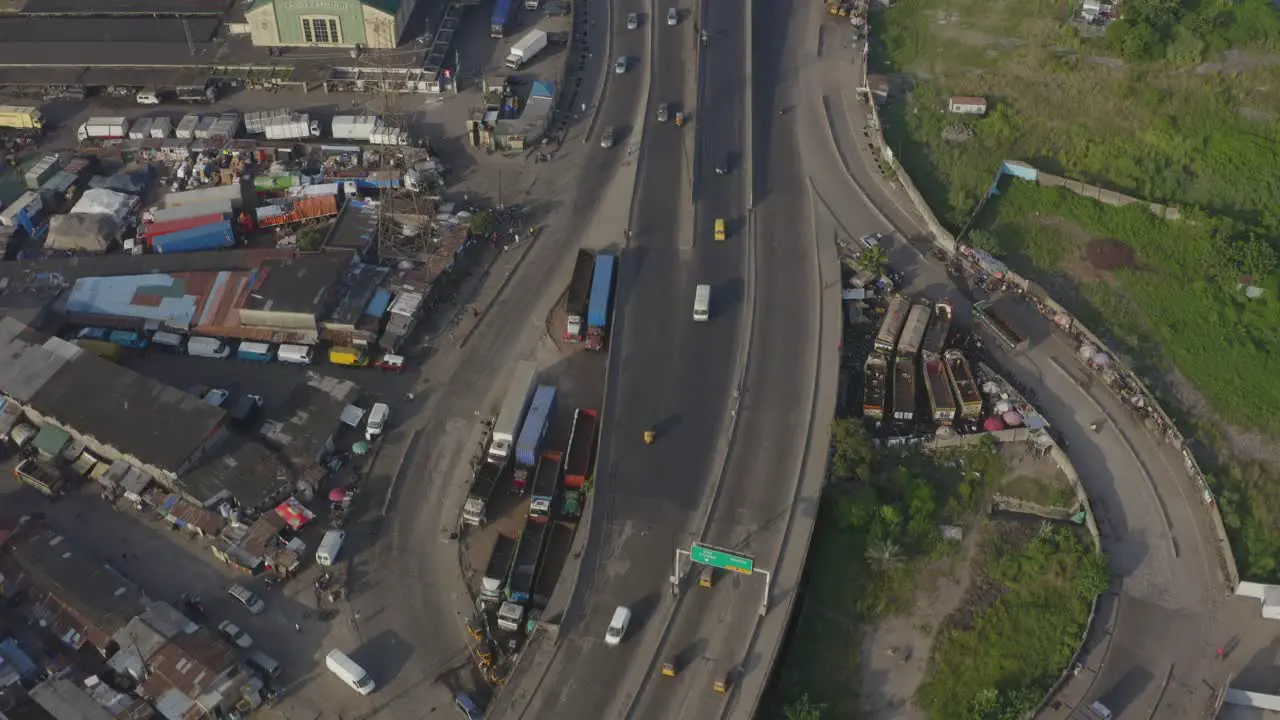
(765, 423), (1003, 717)
(468, 210), (498, 239)
(917, 523), (1108, 719)
(871, 0), (1280, 580)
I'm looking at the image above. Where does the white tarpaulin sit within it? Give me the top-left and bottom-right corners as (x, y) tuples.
(71, 188), (137, 224)
(46, 214), (120, 252)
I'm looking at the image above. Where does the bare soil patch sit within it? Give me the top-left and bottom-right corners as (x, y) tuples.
(1083, 238), (1138, 271)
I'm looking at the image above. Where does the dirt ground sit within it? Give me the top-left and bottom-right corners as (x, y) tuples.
(996, 442), (1074, 507)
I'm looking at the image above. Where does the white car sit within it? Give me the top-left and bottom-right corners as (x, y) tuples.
(136, 88), (161, 105)
(667, 7), (678, 25)
(614, 56), (627, 74)
(217, 620), (254, 649)
(202, 388), (231, 407)
(626, 12), (639, 30)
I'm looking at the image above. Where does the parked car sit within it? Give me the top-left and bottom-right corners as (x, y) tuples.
(859, 232), (883, 249)
(601, 126), (616, 148)
(217, 620), (254, 649)
(227, 584), (265, 614)
(626, 12), (639, 29)
(614, 56), (627, 74)
(667, 7), (678, 25)
(202, 388), (231, 407)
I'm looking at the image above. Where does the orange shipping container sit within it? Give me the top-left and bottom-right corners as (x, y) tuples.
(259, 194), (339, 228)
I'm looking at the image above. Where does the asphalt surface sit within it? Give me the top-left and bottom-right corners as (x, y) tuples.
(626, 0), (820, 715)
(505, 0), (751, 715)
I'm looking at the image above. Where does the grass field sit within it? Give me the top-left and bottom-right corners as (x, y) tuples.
(917, 522), (1106, 719)
(869, 0), (1280, 580)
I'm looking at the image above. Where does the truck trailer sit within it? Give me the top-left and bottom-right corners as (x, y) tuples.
(77, 117), (129, 142)
(244, 108), (293, 135)
(920, 301), (952, 357)
(150, 220), (235, 254)
(563, 408), (597, 489)
(529, 451), (563, 517)
(481, 533), (518, 603)
(974, 296), (1028, 352)
(923, 357), (957, 424)
(462, 459), (505, 527)
(505, 28), (548, 68)
(564, 249), (596, 340)
(488, 361), (539, 465)
(874, 296), (911, 354)
(891, 304), (931, 422)
(506, 515), (549, 604)
(945, 349), (983, 419)
(515, 385), (557, 468)
(862, 352), (888, 420)
(586, 253), (616, 351)
(263, 114), (321, 140)
(0, 105), (45, 135)
(532, 520), (576, 610)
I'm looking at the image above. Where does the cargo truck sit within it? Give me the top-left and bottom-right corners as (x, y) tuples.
(532, 520), (576, 609)
(77, 117), (129, 142)
(891, 304), (931, 422)
(921, 301), (952, 357)
(505, 28), (548, 68)
(331, 115), (380, 141)
(481, 533), (518, 603)
(874, 296), (910, 353)
(15, 458), (66, 497)
(564, 249), (596, 340)
(862, 352), (888, 420)
(563, 408), (597, 489)
(529, 451), (562, 517)
(923, 357), (957, 424)
(256, 195), (339, 228)
(515, 386), (556, 468)
(328, 346), (369, 366)
(244, 108), (293, 135)
(945, 349), (983, 419)
(491, 0), (514, 37)
(505, 515), (549, 604)
(263, 114), (321, 140)
(974, 296), (1027, 352)
(585, 253), (616, 351)
(0, 105), (45, 136)
(489, 361), (539, 465)
(462, 460), (504, 527)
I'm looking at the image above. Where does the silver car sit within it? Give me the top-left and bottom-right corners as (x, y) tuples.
(601, 127), (616, 148)
(667, 7), (678, 25)
(626, 12), (639, 30)
(657, 104), (669, 122)
(614, 56), (627, 74)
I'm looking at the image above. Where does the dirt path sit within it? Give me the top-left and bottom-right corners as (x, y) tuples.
(857, 530), (981, 719)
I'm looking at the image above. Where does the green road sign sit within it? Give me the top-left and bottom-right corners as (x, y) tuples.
(691, 543), (754, 574)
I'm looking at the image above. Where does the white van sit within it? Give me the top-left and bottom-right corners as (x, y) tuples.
(152, 330), (187, 351)
(604, 605), (631, 647)
(366, 403), (390, 439)
(326, 649), (375, 695)
(187, 336), (232, 359)
(693, 284), (711, 322)
(277, 344), (314, 365)
(315, 529), (346, 566)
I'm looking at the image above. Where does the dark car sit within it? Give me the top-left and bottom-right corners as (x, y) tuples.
(455, 692), (484, 719)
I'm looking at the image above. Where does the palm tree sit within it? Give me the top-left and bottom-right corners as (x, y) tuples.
(865, 539), (904, 571)
(860, 245), (889, 275)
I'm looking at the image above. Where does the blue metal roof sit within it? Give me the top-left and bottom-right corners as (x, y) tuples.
(531, 80), (555, 99)
(66, 274), (202, 327)
(363, 288), (393, 318)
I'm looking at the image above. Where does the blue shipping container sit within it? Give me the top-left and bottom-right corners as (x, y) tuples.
(514, 385), (557, 468)
(152, 220), (235, 254)
(108, 330), (149, 349)
(586, 253), (616, 329)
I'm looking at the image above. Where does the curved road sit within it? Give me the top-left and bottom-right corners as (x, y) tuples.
(790, 19), (1228, 712)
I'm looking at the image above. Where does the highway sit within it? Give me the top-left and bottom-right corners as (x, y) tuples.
(501, 0), (748, 714)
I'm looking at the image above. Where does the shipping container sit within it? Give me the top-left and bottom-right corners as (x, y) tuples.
(151, 220), (235, 253)
(149, 116), (172, 139)
(140, 212), (231, 245)
(0, 192), (44, 228)
(163, 183), (242, 208)
(369, 127), (410, 146)
(330, 114), (379, 140)
(150, 200), (234, 225)
(256, 195), (339, 228)
(562, 408), (597, 489)
(175, 114), (200, 139)
(245, 108), (293, 134)
(193, 116), (217, 139)
(515, 385), (557, 468)
(253, 174), (300, 191)
(24, 155), (61, 190)
(127, 118), (154, 140)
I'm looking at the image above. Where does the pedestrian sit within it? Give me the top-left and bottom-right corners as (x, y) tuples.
(406, 392), (415, 401)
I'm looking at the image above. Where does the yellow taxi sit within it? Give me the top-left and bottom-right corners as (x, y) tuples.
(714, 218), (726, 241)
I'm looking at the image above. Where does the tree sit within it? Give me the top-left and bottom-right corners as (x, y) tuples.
(866, 539), (905, 571)
(469, 211), (498, 239)
(829, 419), (876, 483)
(860, 245), (890, 275)
(965, 228), (1000, 254)
(784, 694), (825, 720)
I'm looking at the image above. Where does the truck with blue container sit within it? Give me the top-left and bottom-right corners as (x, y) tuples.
(585, 253), (616, 351)
(150, 219), (235, 254)
(490, 0), (514, 38)
(515, 385), (556, 468)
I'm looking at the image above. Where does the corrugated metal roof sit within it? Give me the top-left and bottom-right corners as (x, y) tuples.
(66, 274), (200, 328)
(29, 677), (118, 720)
(0, 318), (69, 402)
